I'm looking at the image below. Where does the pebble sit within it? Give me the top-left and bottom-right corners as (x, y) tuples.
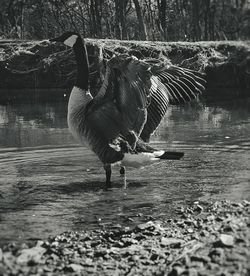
(218, 234), (234, 247)
(0, 200), (249, 275)
(160, 237), (183, 247)
(66, 263), (84, 272)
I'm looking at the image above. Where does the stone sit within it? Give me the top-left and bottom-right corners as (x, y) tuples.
(219, 234), (234, 247)
(65, 263), (84, 272)
(160, 237), (184, 248)
(16, 245), (46, 265)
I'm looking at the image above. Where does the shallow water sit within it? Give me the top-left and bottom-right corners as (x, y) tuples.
(0, 98), (249, 245)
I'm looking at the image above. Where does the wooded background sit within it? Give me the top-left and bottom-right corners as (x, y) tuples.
(0, 0), (250, 41)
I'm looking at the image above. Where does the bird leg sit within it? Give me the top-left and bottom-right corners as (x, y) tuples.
(104, 163), (112, 189)
(120, 166), (127, 189)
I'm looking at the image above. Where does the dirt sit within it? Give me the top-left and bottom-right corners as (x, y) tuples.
(0, 39), (250, 102)
(0, 200), (249, 275)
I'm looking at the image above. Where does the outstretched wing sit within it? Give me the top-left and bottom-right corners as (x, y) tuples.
(109, 55), (152, 136)
(85, 55), (153, 150)
(140, 62), (206, 142)
(88, 55), (206, 148)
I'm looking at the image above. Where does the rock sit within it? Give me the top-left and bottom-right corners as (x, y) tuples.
(109, 247), (120, 255)
(218, 234), (234, 247)
(200, 230), (209, 237)
(160, 237), (184, 248)
(2, 252), (15, 269)
(209, 248), (225, 264)
(176, 206), (185, 214)
(150, 253), (159, 262)
(51, 241), (59, 247)
(16, 245), (46, 264)
(82, 258), (94, 267)
(176, 221), (185, 227)
(124, 244), (144, 254)
(0, 265), (7, 275)
(121, 237), (138, 246)
(187, 268), (198, 276)
(190, 255), (211, 263)
(206, 215), (215, 221)
(136, 221), (156, 231)
(62, 248), (73, 255)
(215, 216), (224, 222)
(195, 204), (204, 212)
(129, 255), (140, 262)
(0, 200), (249, 275)
(227, 252), (247, 262)
(184, 219), (193, 226)
(94, 248), (109, 258)
(242, 200), (250, 206)
(135, 213), (143, 217)
(65, 263), (84, 272)
(232, 202), (244, 208)
(168, 265), (186, 276)
(113, 241), (124, 248)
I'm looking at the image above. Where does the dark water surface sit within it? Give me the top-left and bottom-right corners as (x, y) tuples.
(0, 98), (249, 245)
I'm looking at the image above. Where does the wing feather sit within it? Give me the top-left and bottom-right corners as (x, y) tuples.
(90, 55), (206, 147)
(87, 55), (152, 149)
(108, 55), (152, 138)
(140, 62), (206, 141)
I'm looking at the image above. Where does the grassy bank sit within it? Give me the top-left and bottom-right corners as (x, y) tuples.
(0, 39), (250, 102)
(0, 200), (249, 275)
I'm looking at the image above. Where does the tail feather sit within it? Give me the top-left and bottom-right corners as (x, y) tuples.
(157, 151), (184, 160)
(121, 150), (184, 167)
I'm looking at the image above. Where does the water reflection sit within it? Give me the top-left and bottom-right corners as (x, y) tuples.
(0, 102), (69, 148)
(0, 97), (249, 244)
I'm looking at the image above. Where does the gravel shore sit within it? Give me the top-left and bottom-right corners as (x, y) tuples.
(0, 200), (249, 275)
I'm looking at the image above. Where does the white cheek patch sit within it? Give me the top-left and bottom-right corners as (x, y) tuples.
(64, 35), (78, 47)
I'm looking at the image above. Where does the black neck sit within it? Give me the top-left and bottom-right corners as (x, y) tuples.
(73, 37), (89, 90)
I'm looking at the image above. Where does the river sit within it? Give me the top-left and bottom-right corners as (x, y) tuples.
(0, 96), (249, 245)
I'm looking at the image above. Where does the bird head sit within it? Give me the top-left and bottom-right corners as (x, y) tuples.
(49, 31), (79, 47)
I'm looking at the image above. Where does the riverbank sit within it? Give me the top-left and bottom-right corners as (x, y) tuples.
(0, 200), (249, 275)
(0, 39), (250, 102)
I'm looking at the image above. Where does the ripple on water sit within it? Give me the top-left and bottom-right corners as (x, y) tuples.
(0, 101), (249, 244)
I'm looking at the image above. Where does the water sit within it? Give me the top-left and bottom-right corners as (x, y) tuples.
(0, 97), (249, 245)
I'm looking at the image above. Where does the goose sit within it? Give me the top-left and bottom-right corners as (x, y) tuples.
(49, 32), (206, 188)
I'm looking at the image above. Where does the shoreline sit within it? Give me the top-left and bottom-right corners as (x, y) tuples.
(0, 200), (249, 275)
(0, 39), (250, 102)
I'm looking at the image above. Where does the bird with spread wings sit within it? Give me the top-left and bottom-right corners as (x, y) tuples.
(50, 32), (206, 188)
(83, 54), (206, 184)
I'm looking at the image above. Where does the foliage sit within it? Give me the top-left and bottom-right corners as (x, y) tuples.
(0, 0), (250, 41)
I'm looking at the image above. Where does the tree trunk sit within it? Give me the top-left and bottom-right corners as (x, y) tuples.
(133, 0), (148, 40)
(114, 0), (129, 40)
(204, 0), (210, 40)
(191, 0), (201, 41)
(157, 0), (167, 40)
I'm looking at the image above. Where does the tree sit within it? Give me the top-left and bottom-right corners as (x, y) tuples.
(157, 0), (167, 40)
(133, 0), (148, 40)
(0, 0), (250, 41)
